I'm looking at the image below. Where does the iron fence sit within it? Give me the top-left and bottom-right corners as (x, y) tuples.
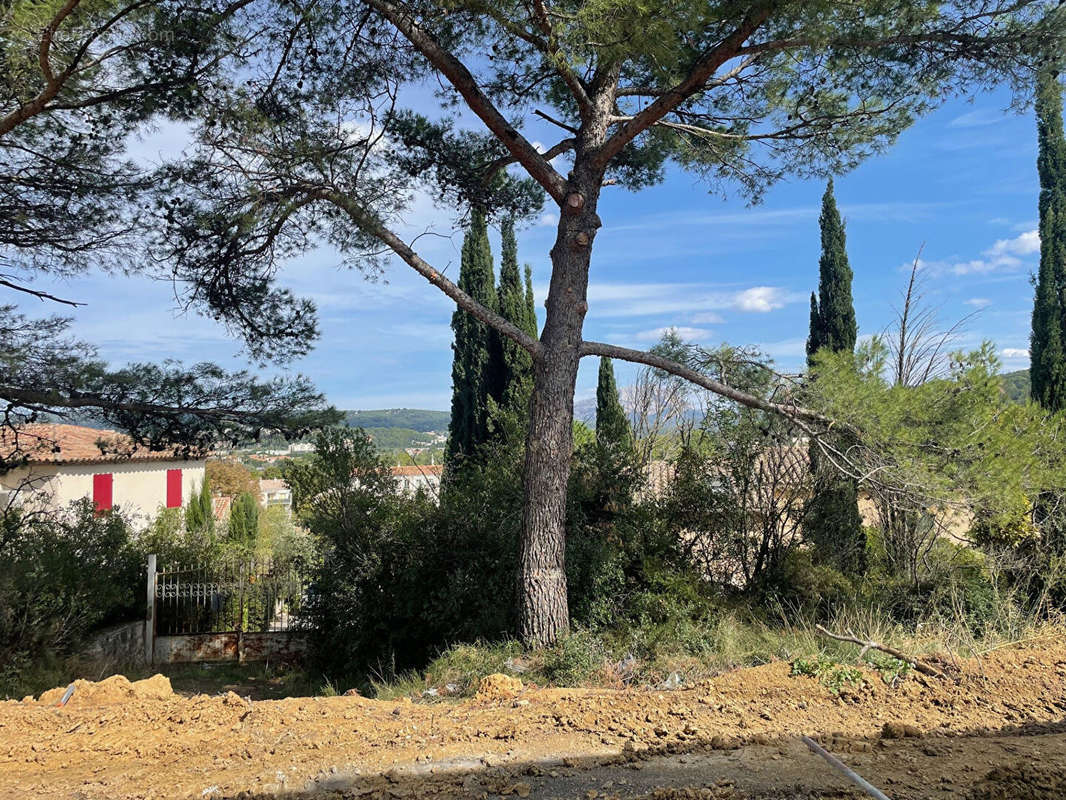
(153, 558), (308, 636)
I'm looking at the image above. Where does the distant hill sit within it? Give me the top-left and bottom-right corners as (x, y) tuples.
(1000, 369), (1030, 405)
(363, 427), (444, 450)
(343, 408), (450, 433)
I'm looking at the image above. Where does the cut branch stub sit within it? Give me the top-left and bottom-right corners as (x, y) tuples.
(564, 192), (585, 213)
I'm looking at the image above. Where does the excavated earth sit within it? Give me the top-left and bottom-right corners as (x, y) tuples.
(1, 644), (1065, 799)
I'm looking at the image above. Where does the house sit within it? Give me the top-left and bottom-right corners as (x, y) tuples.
(390, 464), (443, 497)
(259, 478), (293, 512)
(0, 423), (206, 524)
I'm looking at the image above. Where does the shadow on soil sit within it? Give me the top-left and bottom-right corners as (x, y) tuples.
(215, 720), (1066, 800)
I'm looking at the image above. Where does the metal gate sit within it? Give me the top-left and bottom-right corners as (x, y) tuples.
(143, 558), (309, 665)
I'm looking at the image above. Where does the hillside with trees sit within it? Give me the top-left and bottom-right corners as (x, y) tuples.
(343, 409), (450, 433)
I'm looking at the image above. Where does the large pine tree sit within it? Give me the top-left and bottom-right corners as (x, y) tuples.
(494, 218), (538, 415)
(595, 357), (631, 449)
(805, 180), (865, 576)
(1031, 70), (1066, 412)
(446, 210), (499, 462)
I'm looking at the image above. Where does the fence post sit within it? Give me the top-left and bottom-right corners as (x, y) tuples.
(145, 554), (157, 665)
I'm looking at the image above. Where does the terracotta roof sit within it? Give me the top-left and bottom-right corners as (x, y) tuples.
(1, 423), (199, 466)
(258, 479), (290, 493)
(212, 494), (232, 521)
(390, 465), (443, 477)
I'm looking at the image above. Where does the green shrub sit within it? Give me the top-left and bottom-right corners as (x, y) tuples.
(790, 656), (864, 695)
(542, 630), (604, 686)
(763, 550), (852, 618)
(0, 501), (143, 698)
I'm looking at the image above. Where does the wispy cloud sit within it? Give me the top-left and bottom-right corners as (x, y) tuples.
(541, 282), (803, 318)
(634, 326), (713, 343)
(915, 229), (1039, 276)
(1001, 347), (1029, 359)
(948, 108), (1009, 128)
(965, 298), (991, 309)
(689, 311), (725, 324)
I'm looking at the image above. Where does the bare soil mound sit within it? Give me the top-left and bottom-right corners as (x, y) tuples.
(476, 673), (525, 701)
(3, 644), (1065, 799)
(34, 673), (174, 707)
(967, 762), (1066, 800)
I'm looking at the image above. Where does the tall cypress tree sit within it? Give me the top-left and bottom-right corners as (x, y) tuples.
(228, 491), (260, 545)
(446, 210), (498, 462)
(524, 265), (537, 337)
(185, 477), (215, 536)
(805, 179), (865, 576)
(494, 217), (537, 415)
(1031, 70), (1066, 412)
(595, 357), (631, 448)
(807, 179), (857, 362)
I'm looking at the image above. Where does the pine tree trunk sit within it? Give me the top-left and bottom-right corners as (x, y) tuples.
(517, 166), (603, 647)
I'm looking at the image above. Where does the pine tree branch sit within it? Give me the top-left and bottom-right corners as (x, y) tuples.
(482, 137), (576, 183)
(363, 0), (568, 203)
(0, 278), (83, 307)
(319, 189), (544, 359)
(579, 339), (832, 427)
(591, 8), (769, 170)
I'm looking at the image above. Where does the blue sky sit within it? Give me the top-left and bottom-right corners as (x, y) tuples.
(18, 85), (1042, 414)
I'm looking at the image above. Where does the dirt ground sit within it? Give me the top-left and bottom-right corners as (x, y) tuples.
(2, 644), (1065, 799)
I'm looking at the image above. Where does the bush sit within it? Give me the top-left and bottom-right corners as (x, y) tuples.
(766, 549), (855, 617)
(0, 501), (143, 697)
(298, 428), (525, 684)
(541, 630), (604, 686)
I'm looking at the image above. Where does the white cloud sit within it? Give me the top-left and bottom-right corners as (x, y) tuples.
(537, 212), (559, 227)
(914, 229), (1039, 276)
(734, 286), (791, 312)
(964, 298), (991, 308)
(634, 326), (713, 343)
(1001, 347), (1030, 359)
(987, 229), (1040, 258)
(545, 282), (803, 318)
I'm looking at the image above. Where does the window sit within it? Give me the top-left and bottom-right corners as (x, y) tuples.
(166, 469), (183, 508)
(93, 473), (113, 512)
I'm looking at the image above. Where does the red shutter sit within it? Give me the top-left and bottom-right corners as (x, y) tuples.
(93, 473), (113, 513)
(166, 469), (182, 508)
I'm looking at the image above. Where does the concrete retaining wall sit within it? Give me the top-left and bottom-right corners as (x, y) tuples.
(85, 621), (148, 664)
(153, 631), (307, 664)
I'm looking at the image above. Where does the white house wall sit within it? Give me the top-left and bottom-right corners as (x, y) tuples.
(1, 460), (206, 527)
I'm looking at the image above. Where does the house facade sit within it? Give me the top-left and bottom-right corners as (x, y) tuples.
(0, 424), (206, 525)
(258, 478), (293, 512)
(390, 464), (443, 498)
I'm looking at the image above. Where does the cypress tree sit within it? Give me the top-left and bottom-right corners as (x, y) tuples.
(807, 179), (857, 363)
(524, 264), (537, 339)
(595, 357), (631, 448)
(228, 491), (259, 545)
(185, 477), (215, 535)
(446, 210), (498, 462)
(1031, 70), (1066, 412)
(494, 217), (537, 415)
(805, 179), (865, 576)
